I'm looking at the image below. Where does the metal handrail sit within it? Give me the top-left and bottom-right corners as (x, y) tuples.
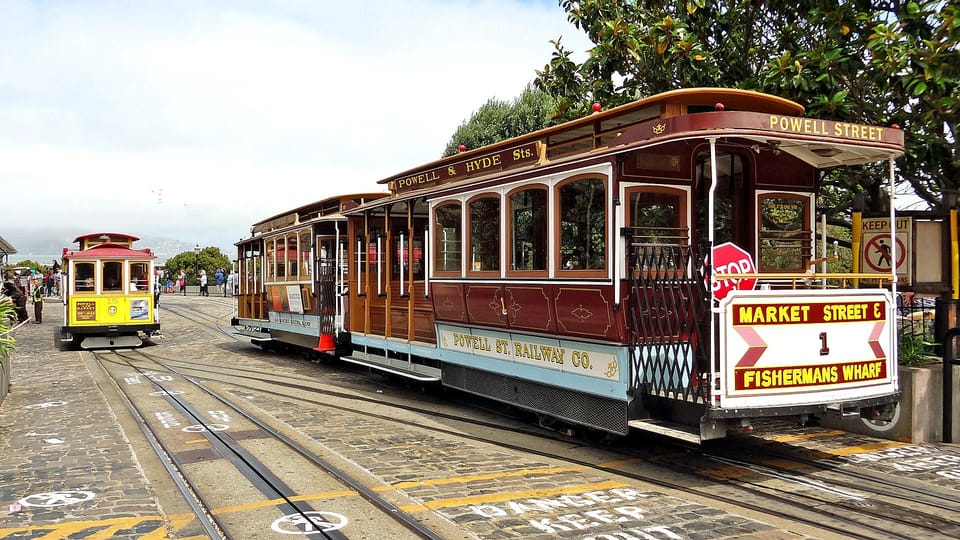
(715, 272), (897, 289)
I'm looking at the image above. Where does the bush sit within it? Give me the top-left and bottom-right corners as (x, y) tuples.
(0, 294), (16, 356)
(898, 327), (936, 367)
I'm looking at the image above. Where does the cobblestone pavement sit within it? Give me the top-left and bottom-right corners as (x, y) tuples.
(3, 294), (958, 539)
(0, 299), (175, 538)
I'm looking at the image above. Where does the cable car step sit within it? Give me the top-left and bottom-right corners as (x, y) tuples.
(340, 354), (441, 382)
(628, 419), (702, 444)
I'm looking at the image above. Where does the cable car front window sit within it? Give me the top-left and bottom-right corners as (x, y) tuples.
(102, 261), (123, 292)
(75, 262), (95, 292)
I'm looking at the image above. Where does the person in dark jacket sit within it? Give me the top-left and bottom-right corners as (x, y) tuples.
(2, 277), (28, 323)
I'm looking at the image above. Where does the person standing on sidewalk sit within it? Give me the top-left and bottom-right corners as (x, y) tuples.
(32, 283), (42, 323)
(215, 267), (224, 296)
(199, 269), (208, 296)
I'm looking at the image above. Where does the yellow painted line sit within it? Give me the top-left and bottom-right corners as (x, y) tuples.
(184, 438), (209, 445)
(386, 465), (590, 489)
(397, 480), (629, 513)
(0, 464), (644, 536)
(760, 458), (805, 471)
(813, 440), (907, 457)
(699, 466), (751, 480)
(210, 490), (360, 515)
(770, 430), (846, 443)
(0, 516), (164, 539)
(141, 513), (196, 539)
(598, 457), (645, 468)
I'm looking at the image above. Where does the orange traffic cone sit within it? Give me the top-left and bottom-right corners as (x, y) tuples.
(314, 333), (335, 352)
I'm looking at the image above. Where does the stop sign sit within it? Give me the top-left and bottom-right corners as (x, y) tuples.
(710, 242), (757, 301)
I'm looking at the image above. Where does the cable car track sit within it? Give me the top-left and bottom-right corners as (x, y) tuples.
(159, 300), (240, 342)
(105, 347), (956, 540)
(144, 298), (959, 539)
(92, 349), (444, 539)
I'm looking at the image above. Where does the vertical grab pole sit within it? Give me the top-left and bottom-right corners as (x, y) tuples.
(821, 213), (828, 289)
(335, 222), (343, 333)
(356, 238), (362, 297)
(707, 138), (719, 401)
(888, 157), (898, 298)
(424, 229), (430, 297)
(852, 211), (862, 288)
(399, 231), (405, 297)
(951, 208), (958, 300)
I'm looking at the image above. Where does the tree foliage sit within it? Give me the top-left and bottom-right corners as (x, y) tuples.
(162, 247), (232, 286)
(535, 0), (960, 215)
(7, 260), (46, 274)
(443, 84), (557, 157)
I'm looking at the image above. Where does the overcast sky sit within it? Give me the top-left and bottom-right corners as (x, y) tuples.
(0, 0), (592, 254)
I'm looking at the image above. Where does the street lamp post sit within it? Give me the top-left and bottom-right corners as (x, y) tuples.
(194, 244), (200, 295)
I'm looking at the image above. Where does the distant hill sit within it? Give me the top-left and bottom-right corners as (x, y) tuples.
(0, 227), (200, 266)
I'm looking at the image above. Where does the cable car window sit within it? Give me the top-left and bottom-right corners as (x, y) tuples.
(276, 237), (287, 279)
(558, 177), (606, 272)
(758, 193), (811, 272)
(468, 195), (500, 273)
(102, 261), (123, 291)
(287, 233), (298, 280)
(434, 203), (462, 275)
(129, 262), (149, 291)
(266, 239), (277, 281)
(695, 151), (747, 254)
(75, 262), (95, 292)
(509, 187), (547, 272)
(367, 228), (383, 283)
(392, 233), (424, 280)
(299, 230), (312, 279)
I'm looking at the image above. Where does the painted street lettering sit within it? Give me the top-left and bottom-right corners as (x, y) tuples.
(182, 424), (229, 432)
(470, 488), (651, 518)
(24, 401), (68, 409)
(156, 411), (180, 428)
(271, 511), (348, 534)
(842, 445), (960, 481)
(18, 491), (95, 508)
(585, 525), (682, 539)
(208, 410), (231, 423)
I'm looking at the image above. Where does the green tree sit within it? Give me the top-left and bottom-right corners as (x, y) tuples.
(536, 0), (960, 215)
(9, 260), (45, 274)
(443, 83), (557, 156)
(163, 247), (231, 286)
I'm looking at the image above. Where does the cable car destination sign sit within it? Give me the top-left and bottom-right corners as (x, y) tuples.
(389, 141), (542, 193)
(719, 289), (896, 409)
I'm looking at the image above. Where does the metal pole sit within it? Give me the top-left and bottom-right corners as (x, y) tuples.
(944, 327), (960, 443)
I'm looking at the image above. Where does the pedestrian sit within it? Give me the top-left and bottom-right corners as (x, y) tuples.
(32, 282), (42, 323)
(44, 269), (53, 296)
(215, 267), (224, 296)
(178, 270), (186, 296)
(3, 273), (28, 323)
(199, 269), (208, 296)
(225, 270), (234, 297)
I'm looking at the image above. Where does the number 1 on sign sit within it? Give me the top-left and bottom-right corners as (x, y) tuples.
(819, 332), (830, 356)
